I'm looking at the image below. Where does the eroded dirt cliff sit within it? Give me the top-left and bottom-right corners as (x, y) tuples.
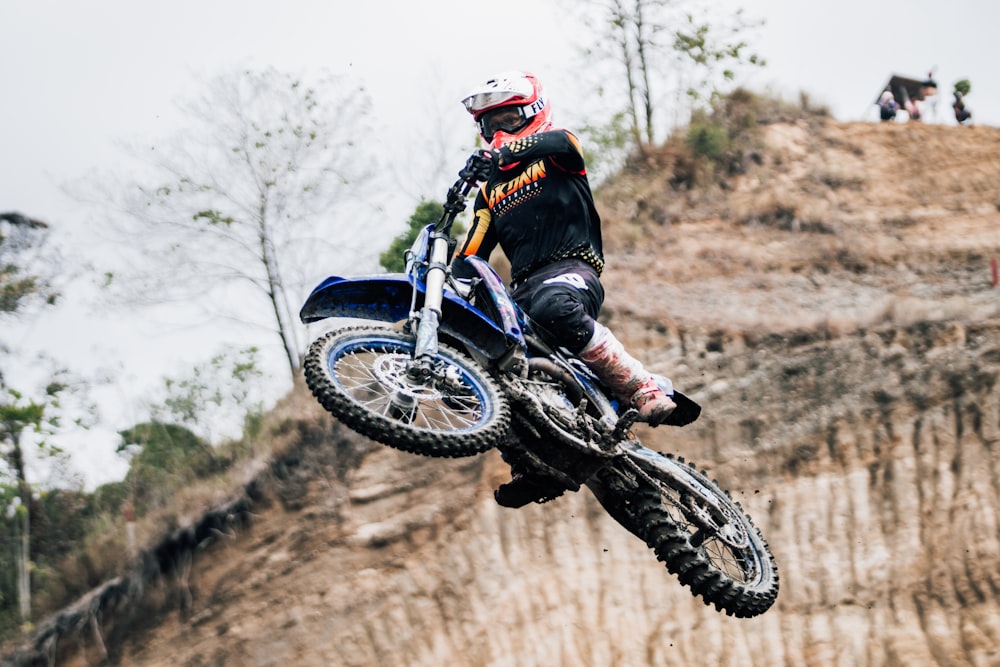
(6, 119), (1000, 667)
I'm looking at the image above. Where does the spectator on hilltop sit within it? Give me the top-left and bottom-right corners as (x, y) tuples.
(953, 80), (973, 125)
(878, 90), (899, 122)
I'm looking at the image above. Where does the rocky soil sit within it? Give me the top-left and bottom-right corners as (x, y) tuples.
(5, 119), (1000, 667)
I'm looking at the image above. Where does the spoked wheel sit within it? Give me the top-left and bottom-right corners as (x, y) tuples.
(303, 326), (509, 457)
(590, 452), (778, 617)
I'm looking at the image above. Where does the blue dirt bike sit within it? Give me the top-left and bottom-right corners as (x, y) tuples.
(300, 168), (778, 617)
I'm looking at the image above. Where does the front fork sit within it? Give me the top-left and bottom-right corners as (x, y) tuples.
(408, 233), (452, 380)
(383, 234), (452, 421)
(403, 174), (476, 395)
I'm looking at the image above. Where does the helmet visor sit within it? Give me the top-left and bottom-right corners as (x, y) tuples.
(463, 89), (527, 115)
(477, 106), (528, 142)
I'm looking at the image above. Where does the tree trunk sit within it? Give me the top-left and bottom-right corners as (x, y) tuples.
(10, 439), (32, 623)
(610, 0), (644, 150)
(257, 193), (302, 379)
(634, 0), (657, 145)
(17, 510), (30, 623)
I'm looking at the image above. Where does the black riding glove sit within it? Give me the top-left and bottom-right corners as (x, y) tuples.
(459, 149), (499, 183)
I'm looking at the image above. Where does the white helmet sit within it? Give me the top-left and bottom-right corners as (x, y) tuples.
(461, 71), (553, 149)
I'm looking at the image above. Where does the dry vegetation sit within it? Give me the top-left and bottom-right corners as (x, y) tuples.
(598, 114), (1000, 342)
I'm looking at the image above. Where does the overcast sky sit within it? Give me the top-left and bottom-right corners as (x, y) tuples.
(2, 0), (996, 488)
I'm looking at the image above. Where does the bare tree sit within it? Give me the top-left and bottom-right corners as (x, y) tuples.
(575, 0), (764, 150)
(101, 68), (378, 379)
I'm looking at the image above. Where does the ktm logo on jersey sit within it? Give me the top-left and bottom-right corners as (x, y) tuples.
(487, 160), (546, 208)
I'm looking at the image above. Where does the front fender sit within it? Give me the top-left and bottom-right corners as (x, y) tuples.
(299, 273), (513, 360)
(300, 274), (411, 324)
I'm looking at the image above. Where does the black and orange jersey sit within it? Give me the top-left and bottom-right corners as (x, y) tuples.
(452, 129), (604, 284)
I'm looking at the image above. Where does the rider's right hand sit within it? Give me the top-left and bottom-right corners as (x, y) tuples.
(459, 149), (499, 183)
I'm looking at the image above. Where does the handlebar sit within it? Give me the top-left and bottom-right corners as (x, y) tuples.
(435, 173), (480, 234)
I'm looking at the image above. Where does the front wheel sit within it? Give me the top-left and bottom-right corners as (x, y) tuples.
(303, 326), (510, 457)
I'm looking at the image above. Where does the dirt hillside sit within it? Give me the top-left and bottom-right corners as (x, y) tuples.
(5, 118), (1000, 667)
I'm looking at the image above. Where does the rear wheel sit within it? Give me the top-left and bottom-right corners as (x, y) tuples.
(589, 453), (778, 617)
(304, 326), (509, 457)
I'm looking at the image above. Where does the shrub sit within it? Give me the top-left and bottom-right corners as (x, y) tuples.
(380, 200), (466, 273)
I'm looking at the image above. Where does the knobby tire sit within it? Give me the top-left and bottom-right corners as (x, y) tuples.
(303, 326), (510, 458)
(591, 455), (778, 617)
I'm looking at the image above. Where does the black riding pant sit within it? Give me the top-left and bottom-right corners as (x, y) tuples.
(511, 258), (604, 353)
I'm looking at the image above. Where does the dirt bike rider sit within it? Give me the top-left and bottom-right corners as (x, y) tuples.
(450, 71), (683, 504)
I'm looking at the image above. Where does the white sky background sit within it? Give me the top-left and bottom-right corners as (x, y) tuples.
(2, 0), (997, 489)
